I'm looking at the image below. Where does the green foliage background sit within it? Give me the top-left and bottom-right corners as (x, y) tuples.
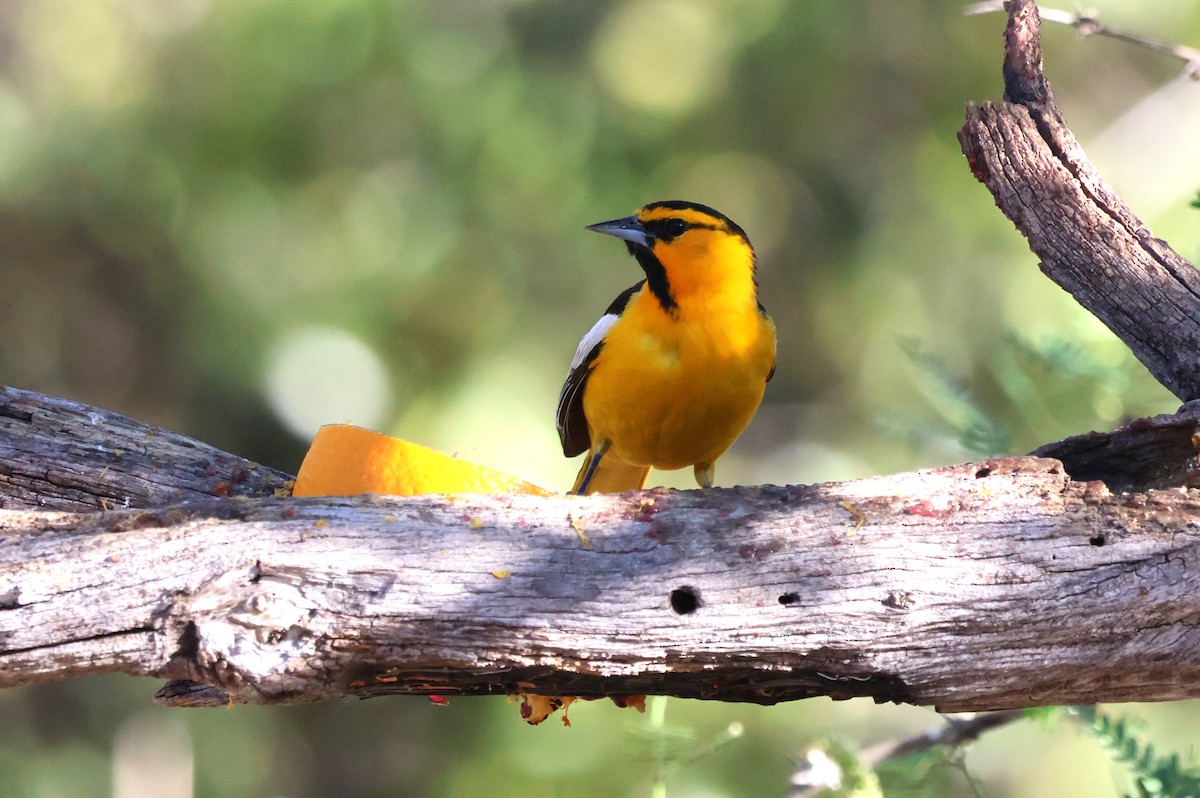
(1, 0), (1199, 795)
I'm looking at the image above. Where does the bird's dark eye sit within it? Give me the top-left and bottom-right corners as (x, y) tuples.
(665, 218), (688, 237)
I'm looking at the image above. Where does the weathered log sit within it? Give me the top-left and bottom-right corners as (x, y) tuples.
(3, 453), (1200, 713)
(0, 385), (292, 512)
(1033, 407), (1200, 492)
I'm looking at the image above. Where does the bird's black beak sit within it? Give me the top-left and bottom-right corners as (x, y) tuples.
(586, 215), (654, 249)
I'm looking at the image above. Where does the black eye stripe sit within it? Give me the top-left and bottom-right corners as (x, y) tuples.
(646, 218), (721, 242)
(641, 201), (750, 241)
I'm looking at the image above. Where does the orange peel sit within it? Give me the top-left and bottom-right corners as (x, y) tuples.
(292, 424), (551, 497)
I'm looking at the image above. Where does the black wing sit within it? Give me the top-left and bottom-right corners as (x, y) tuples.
(555, 281), (644, 457)
(758, 300), (775, 382)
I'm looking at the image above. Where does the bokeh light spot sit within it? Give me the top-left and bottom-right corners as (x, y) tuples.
(20, 1), (150, 109)
(111, 712), (193, 798)
(265, 326), (392, 439)
(590, 0), (729, 116)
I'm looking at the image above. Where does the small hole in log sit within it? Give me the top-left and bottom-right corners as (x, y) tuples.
(173, 621), (200, 660)
(882, 589), (915, 610)
(0, 586), (20, 610)
(975, 467), (992, 478)
(778, 593), (800, 605)
(669, 586), (700, 615)
(1090, 534), (1106, 547)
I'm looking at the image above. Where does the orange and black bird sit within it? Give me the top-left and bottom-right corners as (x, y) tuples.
(556, 201), (776, 494)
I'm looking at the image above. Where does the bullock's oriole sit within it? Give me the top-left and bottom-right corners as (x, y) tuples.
(556, 201), (776, 494)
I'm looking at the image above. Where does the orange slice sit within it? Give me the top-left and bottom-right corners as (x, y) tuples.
(293, 424), (551, 497)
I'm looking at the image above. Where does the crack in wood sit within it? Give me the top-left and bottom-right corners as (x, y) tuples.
(0, 626), (155, 657)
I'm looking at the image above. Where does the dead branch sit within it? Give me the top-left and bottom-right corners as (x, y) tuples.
(0, 385), (292, 511)
(958, 0), (1200, 402)
(788, 710), (1025, 797)
(965, 1), (1200, 80)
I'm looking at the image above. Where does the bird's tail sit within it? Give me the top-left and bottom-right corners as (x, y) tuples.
(572, 449), (650, 494)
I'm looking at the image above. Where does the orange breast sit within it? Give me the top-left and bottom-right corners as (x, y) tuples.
(582, 289), (776, 470)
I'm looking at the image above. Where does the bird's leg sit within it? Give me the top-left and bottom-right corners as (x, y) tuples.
(574, 439), (612, 495)
(694, 461), (715, 488)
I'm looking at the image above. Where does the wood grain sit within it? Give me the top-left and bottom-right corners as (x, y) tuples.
(0, 385), (292, 511)
(3, 455), (1200, 712)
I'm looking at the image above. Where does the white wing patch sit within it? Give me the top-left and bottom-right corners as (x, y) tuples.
(570, 313), (618, 370)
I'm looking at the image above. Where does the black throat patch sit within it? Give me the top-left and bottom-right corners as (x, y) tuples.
(627, 242), (677, 314)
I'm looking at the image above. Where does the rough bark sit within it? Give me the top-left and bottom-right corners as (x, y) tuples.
(958, 0), (1200, 402)
(0, 454), (1198, 713)
(1033, 406), (1200, 492)
(3, 386), (1200, 711)
(0, 385), (292, 512)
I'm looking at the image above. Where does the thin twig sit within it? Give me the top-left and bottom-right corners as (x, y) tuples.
(787, 711), (1025, 798)
(965, 1), (1200, 80)
(860, 710), (1025, 766)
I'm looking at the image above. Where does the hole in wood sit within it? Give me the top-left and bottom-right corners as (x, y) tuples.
(778, 592), (799, 605)
(669, 586), (700, 615)
(172, 621), (200, 660)
(882, 589), (915, 610)
(1090, 534), (1106, 547)
(0, 586), (20, 610)
(0, 405), (33, 423)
